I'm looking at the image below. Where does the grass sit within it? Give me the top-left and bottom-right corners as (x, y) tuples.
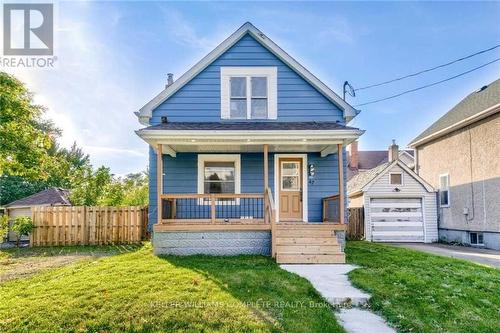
(0, 243), (344, 333)
(346, 241), (500, 333)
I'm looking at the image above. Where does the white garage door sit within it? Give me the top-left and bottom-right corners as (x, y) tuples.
(370, 198), (424, 242)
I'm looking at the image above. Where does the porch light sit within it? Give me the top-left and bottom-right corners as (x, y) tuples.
(191, 139), (196, 142)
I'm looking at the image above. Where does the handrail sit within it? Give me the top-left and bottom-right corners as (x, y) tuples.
(265, 188), (277, 258)
(322, 194), (342, 223)
(159, 193), (265, 224)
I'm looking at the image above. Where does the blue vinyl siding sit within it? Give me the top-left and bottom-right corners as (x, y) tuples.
(148, 151), (345, 228)
(150, 34), (343, 124)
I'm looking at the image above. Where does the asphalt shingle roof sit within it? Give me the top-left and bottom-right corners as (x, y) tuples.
(347, 162), (390, 195)
(410, 79), (500, 145)
(5, 188), (71, 208)
(142, 121), (358, 131)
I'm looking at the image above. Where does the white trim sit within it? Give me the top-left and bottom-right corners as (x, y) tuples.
(274, 154), (308, 222)
(136, 22), (358, 125)
(389, 172), (403, 186)
(161, 144), (177, 157)
(220, 67), (277, 120)
(197, 155), (241, 204)
(409, 102), (500, 148)
(439, 173), (450, 207)
(320, 145), (339, 157)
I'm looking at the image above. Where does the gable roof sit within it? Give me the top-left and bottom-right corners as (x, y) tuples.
(5, 188), (71, 208)
(348, 160), (434, 196)
(410, 79), (500, 147)
(136, 22), (359, 125)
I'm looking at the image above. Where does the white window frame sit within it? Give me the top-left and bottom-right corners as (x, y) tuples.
(221, 67), (277, 120)
(389, 172), (403, 185)
(197, 154), (241, 205)
(439, 173), (450, 207)
(469, 232), (484, 246)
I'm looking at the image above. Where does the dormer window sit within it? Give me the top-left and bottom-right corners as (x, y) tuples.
(221, 67), (277, 120)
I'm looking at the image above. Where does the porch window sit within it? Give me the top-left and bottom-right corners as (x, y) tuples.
(197, 154), (241, 198)
(221, 67), (277, 120)
(439, 174), (450, 207)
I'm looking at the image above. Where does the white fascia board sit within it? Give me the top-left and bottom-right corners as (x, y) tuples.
(136, 22), (359, 125)
(136, 129), (364, 141)
(409, 103), (500, 148)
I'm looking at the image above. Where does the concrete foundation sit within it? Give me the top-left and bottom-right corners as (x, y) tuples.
(153, 230), (271, 256)
(439, 228), (500, 250)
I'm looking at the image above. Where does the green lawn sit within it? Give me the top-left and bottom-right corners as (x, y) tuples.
(346, 241), (500, 333)
(0, 243), (343, 333)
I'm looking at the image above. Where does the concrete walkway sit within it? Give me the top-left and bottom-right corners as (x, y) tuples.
(281, 264), (396, 333)
(391, 243), (500, 268)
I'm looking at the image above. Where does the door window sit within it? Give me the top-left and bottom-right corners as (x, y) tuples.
(281, 162), (300, 191)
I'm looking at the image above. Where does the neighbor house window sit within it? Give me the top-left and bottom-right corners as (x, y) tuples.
(390, 172), (403, 185)
(439, 174), (450, 207)
(470, 232), (484, 245)
(197, 155), (241, 200)
(221, 67), (277, 120)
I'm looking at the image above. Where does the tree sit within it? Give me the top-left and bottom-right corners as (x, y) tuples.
(70, 166), (113, 206)
(0, 72), (58, 179)
(0, 215), (9, 243)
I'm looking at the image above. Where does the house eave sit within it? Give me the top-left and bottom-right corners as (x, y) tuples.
(409, 102), (500, 148)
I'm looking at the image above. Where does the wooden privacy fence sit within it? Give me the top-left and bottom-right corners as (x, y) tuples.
(31, 206), (148, 246)
(347, 207), (365, 240)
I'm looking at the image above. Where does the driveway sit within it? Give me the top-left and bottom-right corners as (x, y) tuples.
(391, 243), (500, 268)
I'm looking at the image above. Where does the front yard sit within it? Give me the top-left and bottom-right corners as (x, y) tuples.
(1, 242), (499, 333)
(0, 243), (342, 333)
(346, 241), (500, 333)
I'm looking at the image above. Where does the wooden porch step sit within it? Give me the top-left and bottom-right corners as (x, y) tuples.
(276, 244), (341, 254)
(275, 229), (335, 238)
(276, 253), (346, 264)
(276, 237), (338, 245)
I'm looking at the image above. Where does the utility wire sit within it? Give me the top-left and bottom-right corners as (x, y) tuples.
(354, 44), (500, 91)
(354, 57), (500, 107)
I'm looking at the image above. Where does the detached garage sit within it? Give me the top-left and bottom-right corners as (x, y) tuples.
(348, 158), (438, 243)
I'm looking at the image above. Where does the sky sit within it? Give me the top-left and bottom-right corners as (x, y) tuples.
(3, 1), (500, 175)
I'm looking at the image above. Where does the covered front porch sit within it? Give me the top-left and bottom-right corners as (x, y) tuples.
(137, 122), (362, 261)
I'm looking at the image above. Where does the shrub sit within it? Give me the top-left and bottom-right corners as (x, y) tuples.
(11, 216), (34, 246)
(0, 215), (8, 243)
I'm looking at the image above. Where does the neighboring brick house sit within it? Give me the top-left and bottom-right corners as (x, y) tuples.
(409, 79), (500, 250)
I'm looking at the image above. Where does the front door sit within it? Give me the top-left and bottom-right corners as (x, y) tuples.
(279, 158), (303, 221)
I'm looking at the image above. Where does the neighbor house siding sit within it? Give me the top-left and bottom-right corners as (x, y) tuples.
(416, 113), (500, 236)
(150, 34), (343, 124)
(148, 151), (343, 227)
(363, 164), (438, 243)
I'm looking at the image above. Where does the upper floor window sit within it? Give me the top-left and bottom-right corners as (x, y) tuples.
(439, 174), (450, 207)
(221, 67), (277, 120)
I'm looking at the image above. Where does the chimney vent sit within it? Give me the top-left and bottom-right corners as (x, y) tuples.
(388, 139), (399, 162)
(161, 116), (168, 124)
(166, 73), (174, 88)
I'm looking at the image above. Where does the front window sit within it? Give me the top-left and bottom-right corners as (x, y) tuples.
(197, 155), (241, 201)
(204, 162), (235, 194)
(281, 161), (300, 191)
(439, 174), (450, 207)
(221, 67), (277, 120)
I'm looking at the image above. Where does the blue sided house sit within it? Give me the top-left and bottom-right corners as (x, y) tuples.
(135, 22), (364, 263)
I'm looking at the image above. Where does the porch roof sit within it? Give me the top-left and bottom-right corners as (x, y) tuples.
(136, 121), (364, 157)
(141, 121), (357, 131)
